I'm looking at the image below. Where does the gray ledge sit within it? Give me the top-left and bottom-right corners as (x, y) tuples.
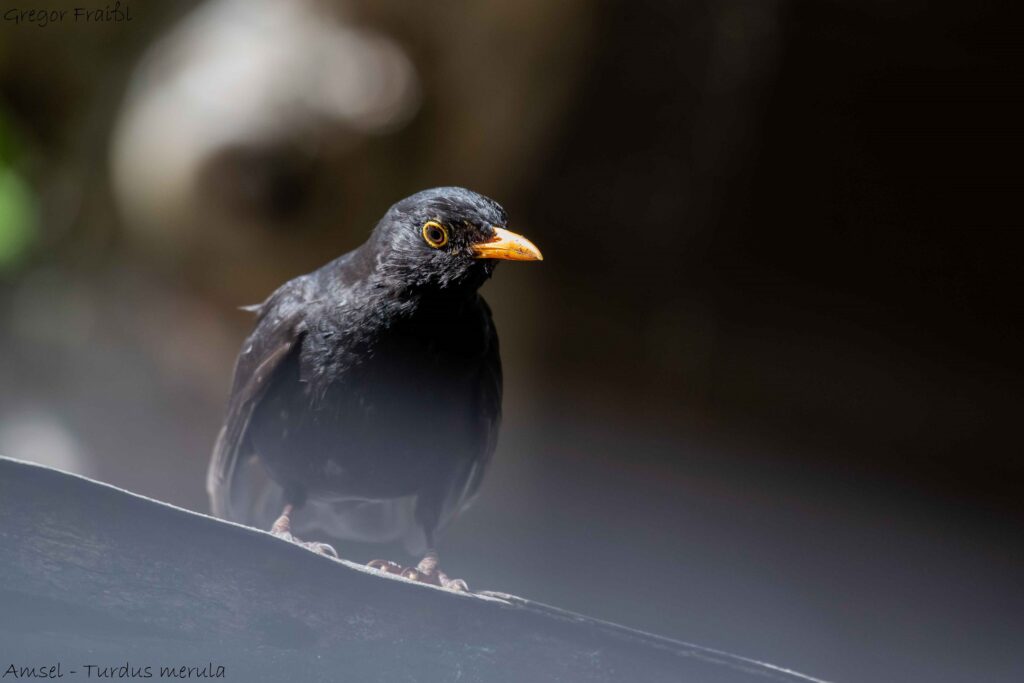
(0, 455), (828, 682)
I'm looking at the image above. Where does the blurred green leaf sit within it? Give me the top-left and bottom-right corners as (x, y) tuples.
(0, 165), (37, 271)
(0, 105), (36, 271)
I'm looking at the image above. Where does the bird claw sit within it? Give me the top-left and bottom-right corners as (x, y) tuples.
(271, 529), (338, 558)
(441, 575), (470, 592)
(268, 505), (338, 557)
(367, 559), (404, 575)
(402, 566), (469, 591)
(299, 541), (338, 557)
(367, 560), (469, 591)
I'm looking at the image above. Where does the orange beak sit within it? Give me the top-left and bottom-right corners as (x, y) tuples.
(471, 227), (543, 261)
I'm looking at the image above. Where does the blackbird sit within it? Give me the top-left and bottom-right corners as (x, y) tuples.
(207, 187), (542, 589)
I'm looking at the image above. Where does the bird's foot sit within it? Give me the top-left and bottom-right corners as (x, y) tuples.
(269, 505), (338, 557)
(367, 552), (468, 591)
(273, 530), (339, 557)
(402, 565), (469, 592)
(367, 559), (405, 575)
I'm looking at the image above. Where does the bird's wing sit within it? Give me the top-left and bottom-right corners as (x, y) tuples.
(206, 283), (310, 520)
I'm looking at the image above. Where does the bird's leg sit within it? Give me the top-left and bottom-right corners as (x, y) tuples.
(367, 506), (467, 590)
(400, 549), (469, 591)
(269, 504), (338, 557)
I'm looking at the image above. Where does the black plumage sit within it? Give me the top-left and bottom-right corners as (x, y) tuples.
(207, 187), (541, 585)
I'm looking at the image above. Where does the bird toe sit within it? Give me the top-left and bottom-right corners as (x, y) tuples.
(301, 541), (338, 558)
(440, 576), (469, 592)
(401, 567), (432, 584)
(367, 559), (405, 575)
(394, 566), (469, 591)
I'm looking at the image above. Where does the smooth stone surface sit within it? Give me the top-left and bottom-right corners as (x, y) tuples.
(0, 455), (828, 682)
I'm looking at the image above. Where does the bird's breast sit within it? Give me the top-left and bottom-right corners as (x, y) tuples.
(254, 299), (494, 500)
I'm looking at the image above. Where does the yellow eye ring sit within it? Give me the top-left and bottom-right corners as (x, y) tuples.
(422, 220), (449, 248)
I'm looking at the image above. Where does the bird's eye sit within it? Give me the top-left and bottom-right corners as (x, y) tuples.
(422, 220), (449, 248)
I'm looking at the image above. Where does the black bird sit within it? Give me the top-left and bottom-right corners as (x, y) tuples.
(207, 187), (542, 589)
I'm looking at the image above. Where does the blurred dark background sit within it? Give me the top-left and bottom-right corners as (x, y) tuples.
(1, 1), (1021, 681)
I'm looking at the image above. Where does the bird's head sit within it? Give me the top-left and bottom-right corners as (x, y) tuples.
(370, 187), (542, 292)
